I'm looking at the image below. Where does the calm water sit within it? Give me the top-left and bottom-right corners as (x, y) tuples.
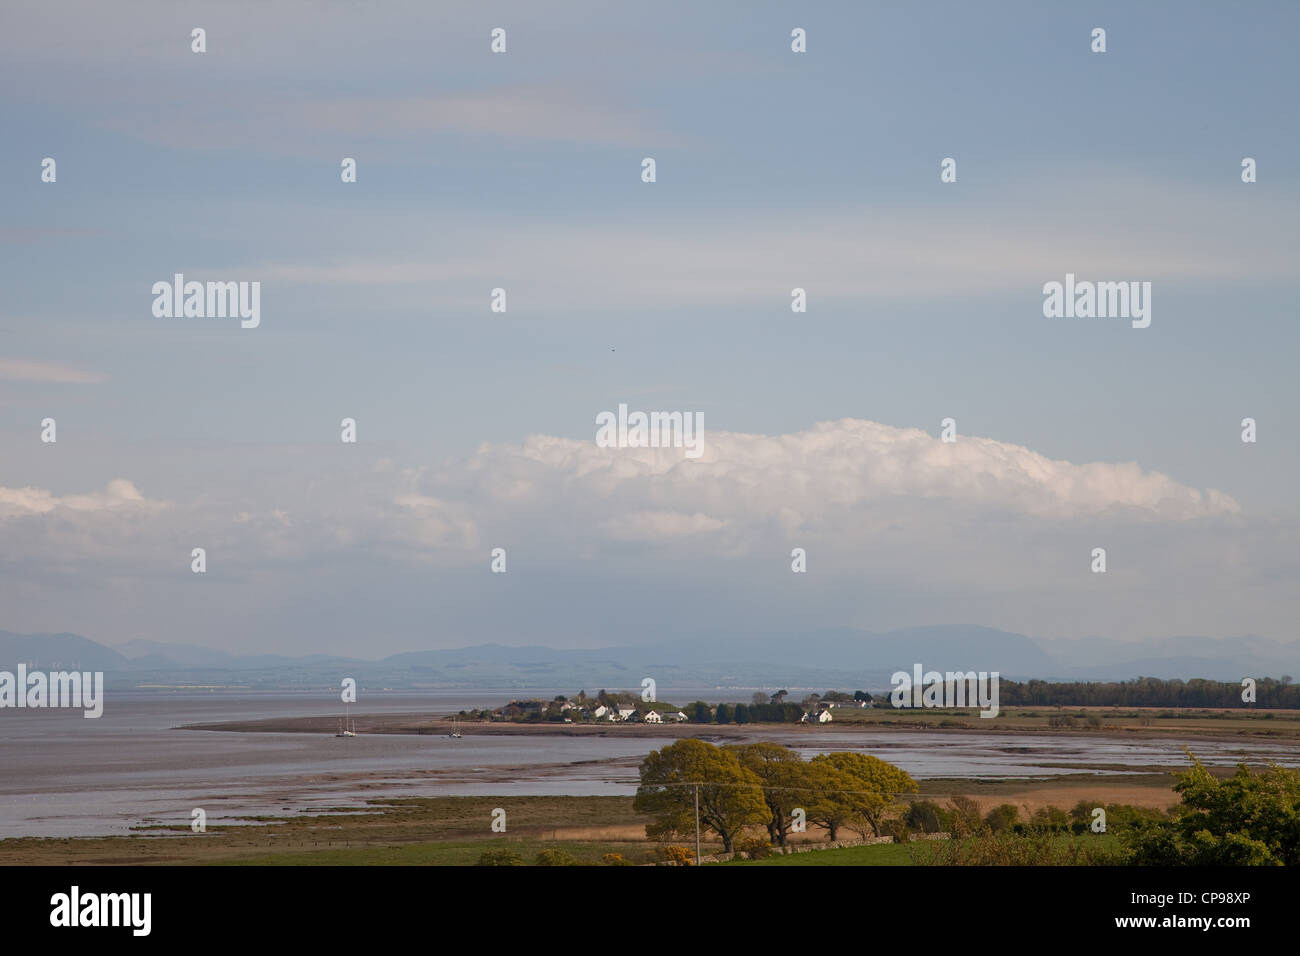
(2, 690), (1296, 837)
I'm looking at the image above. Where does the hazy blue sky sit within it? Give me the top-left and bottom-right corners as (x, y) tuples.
(1, 1), (1296, 656)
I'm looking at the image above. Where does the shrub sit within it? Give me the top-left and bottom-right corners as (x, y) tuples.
(1026, 806), (1071, 831)
(948, 795), (985, 836)
(905, 800), (948, 833)
(658, 845), (696, 866)
(1125, 758), (1300, 866)
(476, 849), (524, 866)
(880, 817), (909, 841)
(908, 828), (1123, 866)
(984, 803), (1019, 832)
(737, 837), (772, 860)
(534, 849), (578, 866)
(602, 852), (632, 866)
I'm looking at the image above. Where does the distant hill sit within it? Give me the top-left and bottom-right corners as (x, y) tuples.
(0, 631), (132, 671)
(0, 627), (1294, 689)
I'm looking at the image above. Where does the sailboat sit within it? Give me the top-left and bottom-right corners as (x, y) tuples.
(335, 701), (357, 737)
(448, 716), (462, 739)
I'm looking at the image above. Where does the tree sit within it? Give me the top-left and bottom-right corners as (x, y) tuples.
(685, 701), (712, 723)
(810, 752), (919, 838)
(853, 690), (872, 704)
(733, 704), (750, 724)
(771, 689), (789, 705)
(805, 759), (857, 841)
(1126, 755), (1300, 866)
(752, 692), (769, 707)
(715, 703), (733, 724)
(728, 742), (814, 848)
(633, 739), (771, 854)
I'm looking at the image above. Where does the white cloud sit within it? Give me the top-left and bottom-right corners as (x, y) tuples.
(0, 358), (107, 385)
(448, 418), (1239, 531)
(256, 181), (1297, 307)
(0, 420), (1234, 551)
(0, 423), (1287, 646)
(93, 86), (675, 156)
(293, 88), (675, 147)
(599, 510), (725, 542)
(0, 479), (150, 517)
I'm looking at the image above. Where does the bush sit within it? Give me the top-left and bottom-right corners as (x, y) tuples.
(736, 837), (772, 860)
(908, 828), (1123, 866)
(658, 845), (696, 866)
(1125, 758), (1300, 866)
(984, 804), (1019, 833)
(476, 849), (524, 866)
(880, 817), (909, 841)
(534, 849), (578, 866)
(905, 800), (948, 833)
(1028, 806), (1071, 831)
(602, 852), (632, 866)
(948, 795), (985, 836)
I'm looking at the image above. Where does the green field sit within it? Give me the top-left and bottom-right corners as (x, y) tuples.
(715, 841), (916, 865)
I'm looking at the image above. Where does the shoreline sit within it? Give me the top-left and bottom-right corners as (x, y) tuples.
(178, 711), (1300, 745)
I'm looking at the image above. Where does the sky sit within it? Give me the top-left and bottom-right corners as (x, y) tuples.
(1, 1), (1297, 657)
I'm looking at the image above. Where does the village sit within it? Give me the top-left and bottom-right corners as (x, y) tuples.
(465, 689), (874, 726)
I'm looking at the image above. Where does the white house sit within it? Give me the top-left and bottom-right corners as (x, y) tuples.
(664, 711), (689, 723)
(643, 710), (662, 723)
(800, 709), (833, 724)
(594, 704), (614, 720)
(617, 705), (637, 721)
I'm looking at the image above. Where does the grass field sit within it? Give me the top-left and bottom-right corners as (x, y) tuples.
(0, 787), (1148, 866)
(0, 796), (656, 866)
(823, 706), (1300, 740)
(221, 839), (652, 866)
(715, 841), (917, 866)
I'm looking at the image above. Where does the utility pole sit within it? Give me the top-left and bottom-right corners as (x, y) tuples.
(694, 784), (701, 866)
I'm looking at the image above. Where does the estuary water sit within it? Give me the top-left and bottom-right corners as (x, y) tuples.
(2, 689), (1296, 837)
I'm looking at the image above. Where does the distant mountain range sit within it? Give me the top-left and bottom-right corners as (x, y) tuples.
(0, 626), (1293, 691)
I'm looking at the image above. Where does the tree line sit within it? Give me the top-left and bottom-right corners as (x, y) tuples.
(999, 675), (1297, 709)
